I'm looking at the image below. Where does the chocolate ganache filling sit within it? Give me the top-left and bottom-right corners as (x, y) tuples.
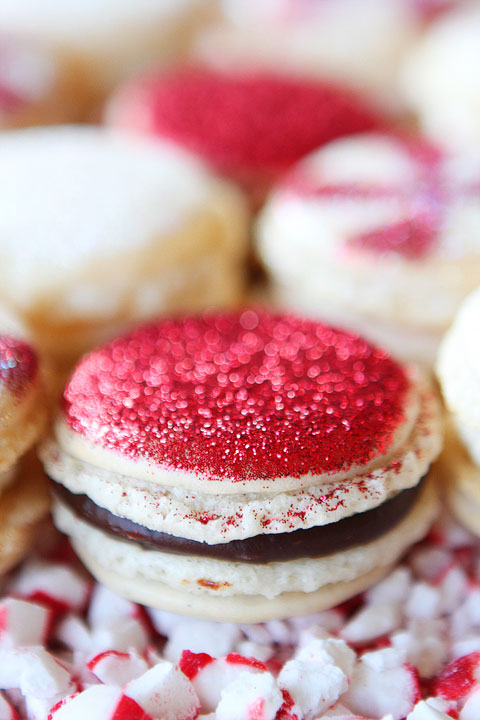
(52, 476), (426, 563)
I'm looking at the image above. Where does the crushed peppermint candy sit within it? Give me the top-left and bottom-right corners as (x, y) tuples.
(0, 511), (478, 719)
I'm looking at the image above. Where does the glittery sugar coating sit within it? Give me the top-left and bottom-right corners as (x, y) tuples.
(113, 69), (382, 175)
(0, 335), (38, 398)
(63, 311), (409, 482)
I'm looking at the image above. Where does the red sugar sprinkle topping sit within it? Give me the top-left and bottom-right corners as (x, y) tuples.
(0, 335), (38, 398)
(63, 310), (409, 482)
(284, 134), (480, 260)
(111, 69), (381, 176)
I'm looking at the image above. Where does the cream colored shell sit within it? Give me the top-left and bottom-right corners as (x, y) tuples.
(437, 287), (480, 434)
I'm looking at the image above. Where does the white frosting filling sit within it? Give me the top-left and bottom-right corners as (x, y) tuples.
(42, 380), (442, 544)
(53, 477), (438, 598)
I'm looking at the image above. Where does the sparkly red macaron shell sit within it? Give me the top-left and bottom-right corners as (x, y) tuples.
(109, 68), (382, 176)
(0, 336), (38, 399)
(62, 311), (410, 482)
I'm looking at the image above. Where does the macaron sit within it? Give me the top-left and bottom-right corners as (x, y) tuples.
(106, 67), (382, 206)
(0, 125), (248, 374)
(0, 34), (87, 128)
(437, 287), (480, 537)
(0, 0), (213, 108)
(0, 307), (49, 575)
(403, 3), (480, 150)
(257, 132), (480, 365)
(42, 309), (442, 622)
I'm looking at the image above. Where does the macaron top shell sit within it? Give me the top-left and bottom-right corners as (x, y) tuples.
(107, 68), (382, 178)
(60, 310), (411, 490)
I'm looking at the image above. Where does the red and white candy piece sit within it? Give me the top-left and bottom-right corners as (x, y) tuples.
(278, 658), (348, 719)
(366, 568), (412, 606)
(343, 648), (421, 720)
(0, 692), (19, 720)
(55, 615), (92, 654)
(179, 651), (268, 713)
(433, 652), (480, 702)
(341, 603), (402, 645)
(48, 686), (152, 720)
(9, 563), (90, 614)
(156, 615), (241, 663)
(88, 651), (148, 686)
(295, 631), (356, 679)
(91, 618), (149, 656)
(0, 647), (71, 698)
(124, 661), (199, 720)
(407, 700), (454, 719)
(0, 598), (53, 648)
(459, 686), (480, 720)
(391, 619), (448, 679)
(215, 670), (283, 720)
(88, 586), (140, 629)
